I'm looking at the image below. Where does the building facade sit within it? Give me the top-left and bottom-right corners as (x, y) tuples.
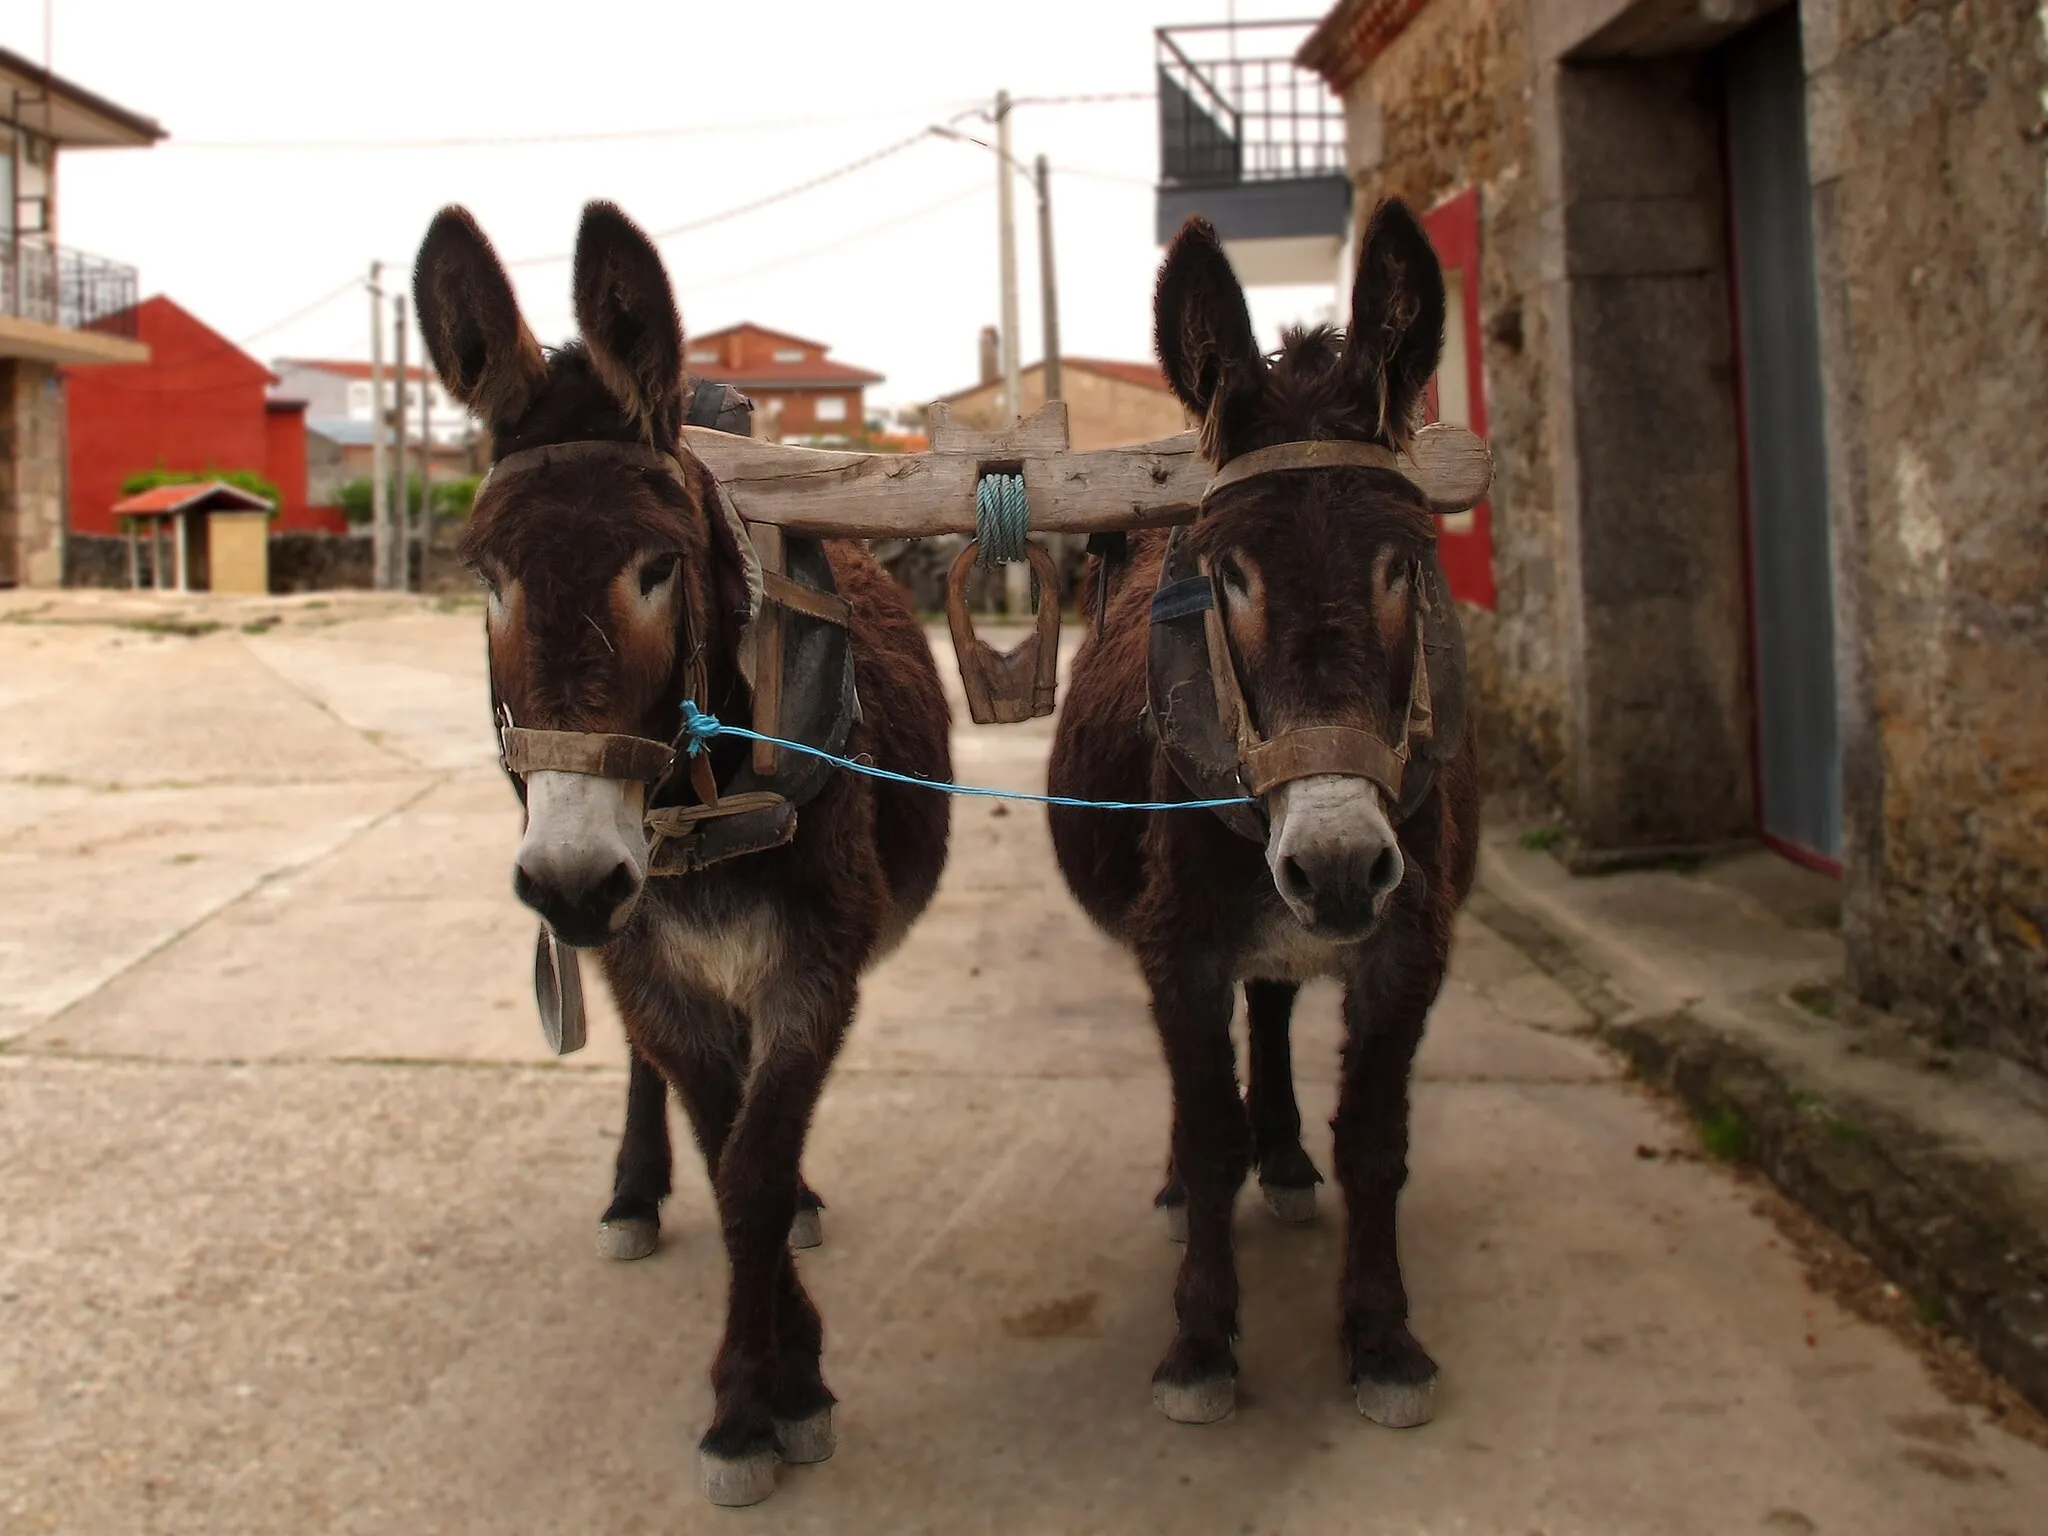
(934, 357), (1191, 450)
(0, 49), (161, 586)
(1296, 0), (2047, 1072)
(682, 323), (882, 443)
(66, 296), (336, 535)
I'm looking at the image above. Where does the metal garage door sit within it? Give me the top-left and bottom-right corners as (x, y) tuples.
(1725, 8), (1841, 864)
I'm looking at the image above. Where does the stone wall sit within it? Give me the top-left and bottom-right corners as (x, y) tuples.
(1804, 0), (2048, 1069)
(1335, 0), (1571, 810)
(0, 359), (67, 588)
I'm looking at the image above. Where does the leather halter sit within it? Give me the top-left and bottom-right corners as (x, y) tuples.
(480, 434), (851, 865)
(1150, 435), (1466, 830)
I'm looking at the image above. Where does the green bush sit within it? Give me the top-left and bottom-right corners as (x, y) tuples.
(120, 465), (281, 519)
(335, 474), (480, 527)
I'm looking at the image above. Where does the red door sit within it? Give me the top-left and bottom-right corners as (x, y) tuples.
(1419, 187), (1495, 609)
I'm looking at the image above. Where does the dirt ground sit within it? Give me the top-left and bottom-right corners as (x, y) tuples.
(4, 588), (2047, 1534)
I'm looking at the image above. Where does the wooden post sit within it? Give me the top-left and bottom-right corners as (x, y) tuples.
(125, 521), (138, 589)
(172, 512), (188, 593)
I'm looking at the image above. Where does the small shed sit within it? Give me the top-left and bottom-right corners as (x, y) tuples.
(110, 482), (274, 594)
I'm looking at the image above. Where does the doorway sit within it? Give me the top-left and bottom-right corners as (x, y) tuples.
(1724, 7), (1841, 866)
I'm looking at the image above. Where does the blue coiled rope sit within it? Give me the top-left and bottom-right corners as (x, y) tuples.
(974, 472), (1031, 569)
(679, 702), (1253, 813)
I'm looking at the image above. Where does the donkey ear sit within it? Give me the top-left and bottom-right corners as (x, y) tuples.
(413, 206), (548, 433)
(1344, 197), (1446, 450)
(572, 201), (685, 444)
(1153, 217), (1263, 460)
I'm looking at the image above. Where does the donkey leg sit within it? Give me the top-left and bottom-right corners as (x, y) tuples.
(697, 1014), (841, 1505)
(1334, 932), (1443, 1428)
(597, 1044), (674, 1261)
(1147, 956), (1250, 1423)
(1246, 980), (1321, 1224)
(1155, 1150), (1189, 1244)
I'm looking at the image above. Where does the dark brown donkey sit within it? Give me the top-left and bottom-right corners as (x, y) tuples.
(414, 201), (950, 1506)
(1048, 198), (1479, 1428)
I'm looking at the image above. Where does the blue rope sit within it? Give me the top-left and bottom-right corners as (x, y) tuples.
(679, 702), (1253, 813)
(974, 472), (1031, 569)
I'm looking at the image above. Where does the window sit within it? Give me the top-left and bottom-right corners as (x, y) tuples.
(347, 381), (372, 415)
(772, 347), (807, 363)
(686, 348), (719, 364)
(813, 395), (847, 423)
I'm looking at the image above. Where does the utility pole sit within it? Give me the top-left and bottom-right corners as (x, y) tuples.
(392, 305), (410, 591)
(418, 319), (433, 593)
(994, 90), (1030, 616)
(994, 89), (1023, 426)
(1035, 154), (1061, 403)
(369, 262), (390, 592)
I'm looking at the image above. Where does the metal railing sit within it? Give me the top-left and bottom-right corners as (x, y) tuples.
(0, 238), (139, 337)
(1157, 20), (1346, 189)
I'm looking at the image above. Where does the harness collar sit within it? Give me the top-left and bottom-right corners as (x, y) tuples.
(1199, 439), (1404, 507)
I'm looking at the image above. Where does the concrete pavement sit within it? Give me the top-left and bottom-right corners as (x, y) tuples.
(4, 588), (2047, 1534)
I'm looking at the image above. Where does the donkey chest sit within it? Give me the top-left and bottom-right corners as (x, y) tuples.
(640, 901), (787, 1011)
(1235, 909), (1360, 984)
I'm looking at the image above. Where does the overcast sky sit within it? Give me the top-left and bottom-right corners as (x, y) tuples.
(19, 0), (1342, 418)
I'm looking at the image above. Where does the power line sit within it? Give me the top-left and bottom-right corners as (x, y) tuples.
(237, 276), (364, 345)
(503, 129), (950, 269)
(165, 103), (984, 152)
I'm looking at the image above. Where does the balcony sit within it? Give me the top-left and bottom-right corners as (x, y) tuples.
(0, 238), (146, 365)
(1155, 19), (1351, 287)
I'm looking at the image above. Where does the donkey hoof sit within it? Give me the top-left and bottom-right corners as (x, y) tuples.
(594, 1217), (659, 1262)
(788, 1208), (824, 1250)
(1152, 1373), (1236, 1424)
(775, 1407), (836, 1465)
(1161, 1203), (1188, 1245)
(1260, 1182), (1317, 1225)
(698, 1447), (778, 1507)
(1355, 1373), (1438, 1428)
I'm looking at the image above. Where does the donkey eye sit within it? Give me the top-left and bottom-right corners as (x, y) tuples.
(1216, 555), (1250, 597)
(639, 554), (680, 597)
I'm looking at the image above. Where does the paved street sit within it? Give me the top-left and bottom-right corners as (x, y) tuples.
(4, 588), (2046, 1535)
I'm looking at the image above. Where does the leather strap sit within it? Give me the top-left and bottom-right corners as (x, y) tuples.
(762, 568), (852, 626)
(1201, 440), (1402, 507)
(501, 726), (674, 781)
(477, 438), (685, 496)
(1243, 726), (1407, 798)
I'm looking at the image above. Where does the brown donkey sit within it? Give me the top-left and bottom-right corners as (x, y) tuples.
(1048, 199), (1479, 1428)
(414, 202), (950, 1506)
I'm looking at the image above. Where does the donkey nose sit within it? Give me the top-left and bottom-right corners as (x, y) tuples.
(1276, 834), (1404, 935)
(513, 856), (641, 947)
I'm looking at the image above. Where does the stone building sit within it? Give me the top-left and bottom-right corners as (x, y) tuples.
(0, 49), (161, 586)
(1287, 0), (2045, 1069)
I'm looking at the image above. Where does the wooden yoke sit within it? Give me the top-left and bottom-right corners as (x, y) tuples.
(678, 401), (1494, 723)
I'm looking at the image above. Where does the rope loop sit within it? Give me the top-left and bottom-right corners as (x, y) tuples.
(974, 472), (1031, 569)
(676, 700), (1252, 813)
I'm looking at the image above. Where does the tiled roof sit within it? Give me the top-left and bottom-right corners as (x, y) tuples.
(690, 322), (833, 353)
(688, 358), (883, 387)
(933, 357), (1172, 404)
(1065, 357), (1172, 392)
(111, 481), (273, 516)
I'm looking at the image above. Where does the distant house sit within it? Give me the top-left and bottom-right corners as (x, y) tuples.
(0, 48), (163, 586)
(270, 358), (478, 503)
(934, 357), (1190, 451)
(65, 296), (340, 536)
(682, 324), (882, 443)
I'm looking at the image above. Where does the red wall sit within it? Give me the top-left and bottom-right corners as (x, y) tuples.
(66, 295), (332, 536)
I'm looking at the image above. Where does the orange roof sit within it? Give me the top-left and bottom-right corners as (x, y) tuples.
(690, 321), (833, 353)
(112, 481), (273, 516)
(688, 356), (883, 388)
(934, 356), (1171, 404)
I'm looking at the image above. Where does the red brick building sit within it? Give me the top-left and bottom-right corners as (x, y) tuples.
(65, 296), (340, 536)
(682, 324), (882, 442)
